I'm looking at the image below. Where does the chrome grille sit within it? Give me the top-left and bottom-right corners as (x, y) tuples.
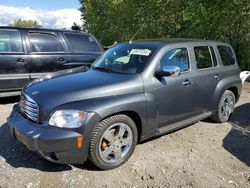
(19, 93), (39, 122)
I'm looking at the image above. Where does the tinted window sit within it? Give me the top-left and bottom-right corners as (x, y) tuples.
(160, 48), (189, 72)
(194, 46), (213, 69)
(0, 29), (23, 53)
(29, 32), (64, 53)
(65, 33), (102, 53)
(218, 45), (235, 66)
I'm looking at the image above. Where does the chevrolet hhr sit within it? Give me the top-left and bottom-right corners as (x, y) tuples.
(8, 39), (242, 170)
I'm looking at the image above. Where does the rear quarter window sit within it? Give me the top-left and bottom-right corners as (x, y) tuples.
(217, 45), (236, 66)
(64, 33), (102, 53)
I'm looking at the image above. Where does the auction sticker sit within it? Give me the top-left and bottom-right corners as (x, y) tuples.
(130, 49), (151, 56)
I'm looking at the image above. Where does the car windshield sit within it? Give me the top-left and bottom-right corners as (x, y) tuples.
(91, 44), (158, 74)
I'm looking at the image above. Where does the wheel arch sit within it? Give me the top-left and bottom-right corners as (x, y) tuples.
(212, 76), (242, 111)
(98, 110), (143, 143)
(227, 86), (239, 102)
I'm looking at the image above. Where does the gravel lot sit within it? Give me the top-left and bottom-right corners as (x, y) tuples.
(0, 84), (249, 188)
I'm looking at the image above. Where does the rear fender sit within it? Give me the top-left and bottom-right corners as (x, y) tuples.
(211, 75), (242, 111)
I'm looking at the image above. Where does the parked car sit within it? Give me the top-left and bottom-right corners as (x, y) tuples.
(0, 26), (103, 97)
(8, 39), (242, 170)
(240, 71), (250, 83)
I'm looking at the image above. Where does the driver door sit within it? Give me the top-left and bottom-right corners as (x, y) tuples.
(153, 47), (196, 128)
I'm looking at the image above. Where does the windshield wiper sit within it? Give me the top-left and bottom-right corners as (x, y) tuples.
(92, 66), (113, 73)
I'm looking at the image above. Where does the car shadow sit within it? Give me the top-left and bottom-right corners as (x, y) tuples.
(223, 103), (250, 167)
(139, 104), (250, 168)
(0, 122), (99, 172)
(0, 96), (20, 105)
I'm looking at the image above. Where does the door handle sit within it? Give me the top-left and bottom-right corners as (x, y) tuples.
(182, 79), (192, 86)
(57, 57), (66, 62)
(16, 58), (26, 64)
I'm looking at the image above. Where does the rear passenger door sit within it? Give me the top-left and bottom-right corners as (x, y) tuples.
(0, 29), (29, 93)
(63, 33), (103, 68)
(26, 31), (70, 79)
(192, 45), (220, 113)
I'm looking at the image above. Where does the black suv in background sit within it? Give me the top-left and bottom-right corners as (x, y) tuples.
(0, 26), (103, 97)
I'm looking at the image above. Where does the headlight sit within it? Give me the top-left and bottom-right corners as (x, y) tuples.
(49, 110), (87, 128)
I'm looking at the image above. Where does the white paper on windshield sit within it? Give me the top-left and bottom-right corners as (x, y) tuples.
(130, 49), (151, 56)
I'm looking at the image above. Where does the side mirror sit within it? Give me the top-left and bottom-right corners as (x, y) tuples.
(155, 65), (181, 77)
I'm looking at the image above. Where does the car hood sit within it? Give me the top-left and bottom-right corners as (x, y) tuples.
(23, 67), (144, 110)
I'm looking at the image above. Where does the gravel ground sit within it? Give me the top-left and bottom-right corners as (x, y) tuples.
(0, 84), (249, 188)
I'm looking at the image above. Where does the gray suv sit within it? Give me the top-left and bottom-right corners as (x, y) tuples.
(8, 39), (242, 170)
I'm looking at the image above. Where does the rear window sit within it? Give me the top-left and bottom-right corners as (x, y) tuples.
(64, 33), (102, 53)
(29, 32), (65, 53)
(218, 45), (236, 66)
(0, 29), (23, 53)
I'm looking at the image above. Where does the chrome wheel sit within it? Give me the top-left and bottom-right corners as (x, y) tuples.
(221, 95), (234, 119)
(99, 123), (133, 163)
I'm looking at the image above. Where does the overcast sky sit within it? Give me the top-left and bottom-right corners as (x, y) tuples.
(0, 0), (82, 28)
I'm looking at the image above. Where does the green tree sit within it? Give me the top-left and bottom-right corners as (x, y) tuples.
(11, 19), (41, 27)
(80, 0), (250, 70)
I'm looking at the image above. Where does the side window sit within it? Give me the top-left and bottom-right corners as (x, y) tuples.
(160, 48), (189, 72)
(194, 46), (214, 69)
(29, 32), (64, 53)
(218, 45), (236, 66)
(64, 33), (102, 53)
(0, 29), (23, 53)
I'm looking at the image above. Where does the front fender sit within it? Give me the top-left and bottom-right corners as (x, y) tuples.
(88, 93), (147, 119)
(56, 93), (149, 140)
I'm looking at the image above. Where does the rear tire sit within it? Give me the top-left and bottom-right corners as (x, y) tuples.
(211, 90), (235, 123)
(88, 114), (138, 170)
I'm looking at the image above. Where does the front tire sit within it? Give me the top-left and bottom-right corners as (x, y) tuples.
(88, 114), (138, 170)
(211, 90), (235, 123)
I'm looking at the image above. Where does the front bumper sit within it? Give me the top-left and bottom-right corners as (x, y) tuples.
(7, 105), (91, 164)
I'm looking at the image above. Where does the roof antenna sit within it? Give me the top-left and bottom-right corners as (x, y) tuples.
(129, 24), (145, 44)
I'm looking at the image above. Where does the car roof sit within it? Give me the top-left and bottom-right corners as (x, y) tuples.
(129, 38), (229, 47)
(0, 26), (88, 34)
